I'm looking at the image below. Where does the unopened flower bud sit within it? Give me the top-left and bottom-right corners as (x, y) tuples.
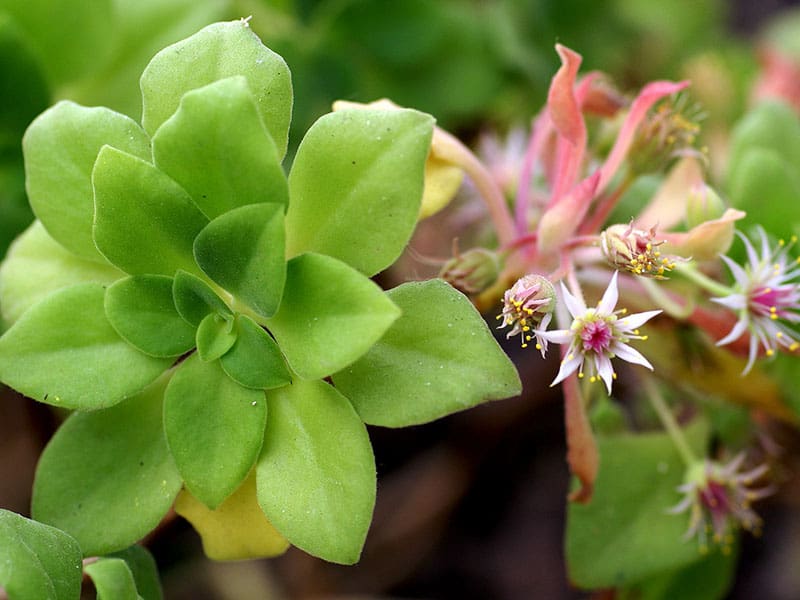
(496, 274), (556, 353)
(439, 248), (501, 295)
(686, 183), (726, 228)
(601, 222), (678, 279)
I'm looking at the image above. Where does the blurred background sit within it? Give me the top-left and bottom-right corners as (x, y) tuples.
(2, 0), (800, 598)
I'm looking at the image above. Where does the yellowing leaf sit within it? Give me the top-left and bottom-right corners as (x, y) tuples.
(175, 472), (289, 561)
(419, 154), (464, 219)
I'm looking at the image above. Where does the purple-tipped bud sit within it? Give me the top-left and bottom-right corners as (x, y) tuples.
(496, 274), (556, 352)
(601, 222), (678, 279)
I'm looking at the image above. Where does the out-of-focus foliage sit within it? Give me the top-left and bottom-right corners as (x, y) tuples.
(0, 0), (752, 257)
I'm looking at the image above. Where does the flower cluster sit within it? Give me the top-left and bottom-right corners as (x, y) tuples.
(497, 274), (555, 355)
(669, 454), (774, 554)
(601, 222), (678, 279)
(713, 228), (800, 373)
(538, 272), (661, 394)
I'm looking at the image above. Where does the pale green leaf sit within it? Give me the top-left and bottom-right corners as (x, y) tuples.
(0, 220), (124, 329)
(104, 275), (196, 357)
(0, 283), (172, 409)
(92, 145), (208, 276)
(286, 108), (433, 276)
(31, 373), (182, 556)
(193, 203), (286, 318)
(164, 355), (267, 509)
(140, 20), (292, 158)
(265, 253), (400, 380)
(333, 279), (521, 426)
(257, 379), (375, 564)
(152, 77), (288, 219)
(84, 558), (138, 600)
(0, 509), (82, 600)
(22, 101), (151, 261)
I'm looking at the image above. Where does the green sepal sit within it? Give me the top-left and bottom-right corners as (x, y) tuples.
(566, 421), (710, 588)
(196, 312), (237, 362)
(257, 379), (375, 564)
(108, 546), (162, 600)
(84, 558), (138, 600)
(0, 509), (82, 600)
(0, 283), (172, 409)
(172, 269), (231, 327)
(193, 203), (286, 318)
(333, 279), (521, 426)
(265, 252), (401, 380)
(105, 274), (196, 357)
(220, 315), (292, 390)
(92, 145), (208, 276)
(31, 372), (183, 556)
(140, 20), (292, 158)
(22, 101), (151, 262)
(164, 355), (267, 509)
(285, 108), (433, 276)
(0, 220), (124, 329)
(152, 77), (289, 219)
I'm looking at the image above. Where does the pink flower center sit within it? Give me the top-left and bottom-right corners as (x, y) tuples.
(750, 285), (797, 317)
(580, 319), (613, 353)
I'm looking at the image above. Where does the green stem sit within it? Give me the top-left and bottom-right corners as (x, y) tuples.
(673, 261), (732, 298)
(639, 277), (695, 319)
(640, 375), (697, 467)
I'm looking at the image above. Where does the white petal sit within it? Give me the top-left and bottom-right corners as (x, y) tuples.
(550, 352), (583, 387)
(742, 230), (760, 270)
(611, 342), (654, 369)
(710, 293), (747, 311)
(716, 317), (748, 346)
(618, 310), (661, 330)
(742, 334), (760, 375)
(594, 353), (614, 394)
(719, 254), (749, 289)
(538, 329), (573, 344)
(597, 271), (619, 315)
(560, 282), (586, 318)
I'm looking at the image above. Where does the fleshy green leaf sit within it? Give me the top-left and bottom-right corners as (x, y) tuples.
(105, 275), (196, 357)
(63, 0), (230, 121)
(257, 379), (375, 564)
(220, 315), (291, 390)
(92, 145), (208, 276)
(728, 101), (800, 181)
(152, 77), (288, 219)
(622, 546), (737, 600)
(0, 14), (49, 152)
(727, 148), (800, 239)
(566, 421), (709, 588)
(333, 279), (521, 426)
(286, 108), (434, 276)
(22, 101), (151, 262)
(196, 313), (237, 362)
(108, 546), (162, 600)
(0, 0), (114, 85)
(0, 509), (82, 600)
(0, 283), (172, 409)
(0, 220), (124, 328)
(172, 269), (231, 326)
(194, 203), (286, 318)
(164, 355), (267, 509)
(265, 253), (401, 380)
(84, 558), (138, 600)
(32, 373), (182, 556)
(140, 20), (292, 158)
